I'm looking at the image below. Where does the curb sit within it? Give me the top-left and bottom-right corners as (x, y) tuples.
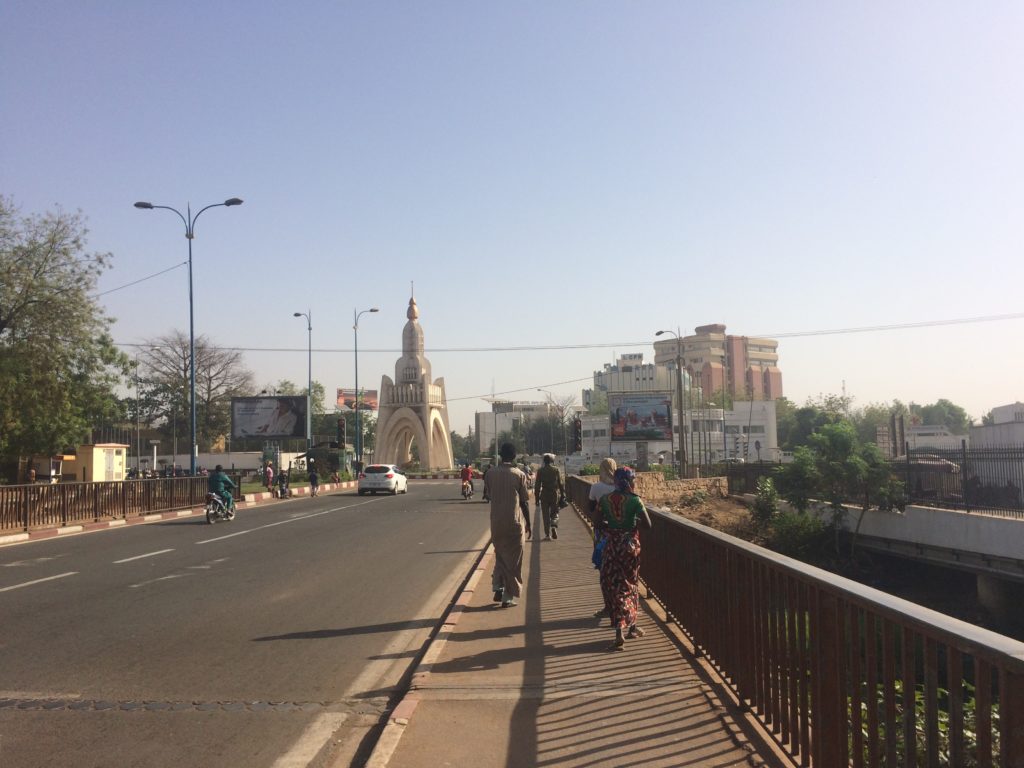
(364, 545), (495, 768)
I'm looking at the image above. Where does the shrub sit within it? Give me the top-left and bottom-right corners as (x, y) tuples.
(765, 510), (831, 562)
(579, 464), (600, 477)
(683, 488), (709, 507)
(751, 476), (779, 524)
(647, 463), (678, 481)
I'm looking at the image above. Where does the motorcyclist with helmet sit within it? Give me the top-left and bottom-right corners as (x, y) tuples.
(208, 465), (237, 518)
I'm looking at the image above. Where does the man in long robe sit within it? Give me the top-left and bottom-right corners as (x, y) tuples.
(484, 442), (532, 607)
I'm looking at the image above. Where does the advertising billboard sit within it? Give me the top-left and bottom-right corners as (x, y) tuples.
(608, 393), (673, 442)
(336, 388), (379, 411)
(231, 396), (308, 440)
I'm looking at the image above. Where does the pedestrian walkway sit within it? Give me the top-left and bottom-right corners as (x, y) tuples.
(369, 507), (785, 768)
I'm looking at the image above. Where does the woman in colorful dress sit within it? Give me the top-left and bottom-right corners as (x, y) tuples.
(597, 466), (652, 650)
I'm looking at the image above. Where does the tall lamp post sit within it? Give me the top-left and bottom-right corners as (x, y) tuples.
(134, 197), (243, 475)
(353, 307), (379, 467)
(537, 388), (555, 453)
(655, 330), (687, 474)
(293, 310), (312, 451)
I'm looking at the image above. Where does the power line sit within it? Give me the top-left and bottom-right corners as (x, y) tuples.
(97, 262), (187, 297)
(117, 309), (1024, 356)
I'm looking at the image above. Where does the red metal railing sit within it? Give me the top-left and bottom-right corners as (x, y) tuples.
(567, 475), (1024, 767)
(0, 476), (240, 533)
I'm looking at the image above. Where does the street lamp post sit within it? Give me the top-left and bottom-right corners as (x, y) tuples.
(293, 310), (312, 451)
(537, 389), (555, 453)
(353, 307), (379, 467)
(655, 330), (687, 475)
(134, 353), (142, 475)
(134, 197), (243, 475)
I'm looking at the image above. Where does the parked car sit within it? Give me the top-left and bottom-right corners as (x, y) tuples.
(358, 464), (409, 495)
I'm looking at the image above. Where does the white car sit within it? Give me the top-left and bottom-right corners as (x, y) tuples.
(358, 464), (409, 495)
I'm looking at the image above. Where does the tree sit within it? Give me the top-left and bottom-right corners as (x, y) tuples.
(0, 197), (127, 476)
(916, 398), (970, 435)
(775, 447), (819, 513)
(140, 331), (254, 452)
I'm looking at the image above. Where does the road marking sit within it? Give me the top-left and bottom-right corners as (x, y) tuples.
(196, 499), (380, 545)
(113, 548), (175, 564)
(2, 555), (69, 568)
(270, 712), (349, 768)
(0, 571), (78, 593)
(273, 527), (491, 768)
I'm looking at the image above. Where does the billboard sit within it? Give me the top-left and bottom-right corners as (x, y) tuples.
(337, 388), (379, 411)
(231, 396), (308, 440)
(608, 393), (673, 442)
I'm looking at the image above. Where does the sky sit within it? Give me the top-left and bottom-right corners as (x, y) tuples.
(3, 2), (1022, 434)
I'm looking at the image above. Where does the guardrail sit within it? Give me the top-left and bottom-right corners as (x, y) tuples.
(0, 475), (241, 533)
(567, 474), (1024, 767)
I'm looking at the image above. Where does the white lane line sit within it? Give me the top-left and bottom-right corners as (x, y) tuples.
(113, 548), (175, 564)
(0, 571), (78, 593)
(270, 712), (350, 768)
(196, 499), (380, 545)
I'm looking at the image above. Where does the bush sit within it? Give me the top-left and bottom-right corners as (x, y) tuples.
(765, 510), (831, 562)
(682, 488), (709, 507)
(647, 463), (678, 481)
(751, 476), (779, 524)
(579, 464), (600, 477)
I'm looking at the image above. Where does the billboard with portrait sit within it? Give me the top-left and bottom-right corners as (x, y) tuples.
(336, 388), (379, 411)
(231, 396), (308, 440)
(608, 393), (673, 441)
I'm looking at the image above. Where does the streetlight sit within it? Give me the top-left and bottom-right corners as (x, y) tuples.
(656, 330), (687, 474)
(293, 310), (312, 451)
(353, 307), (379, 467)
(537, 389), (555, 453)
(134, 353), (142, 476)
(133, 197), (243, 475)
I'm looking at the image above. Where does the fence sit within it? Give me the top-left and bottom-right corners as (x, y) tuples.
(0, 475), (240, 534)
(567, 474), (1024, 767)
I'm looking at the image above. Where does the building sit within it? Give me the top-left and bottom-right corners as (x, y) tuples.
(652, 323), (783, 402)
(476, 401), (559, 456)
(970, 402), (1024, 448)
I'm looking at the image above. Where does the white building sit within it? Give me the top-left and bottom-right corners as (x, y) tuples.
(970, 402), (1024, 448)
(906, 425), (965, 451)
(575, 400), (779, 468)
(475, 401), (557, 456)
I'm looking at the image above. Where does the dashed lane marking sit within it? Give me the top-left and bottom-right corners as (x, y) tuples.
(113, 548), (175, 564)
(0, 571), (78, 593)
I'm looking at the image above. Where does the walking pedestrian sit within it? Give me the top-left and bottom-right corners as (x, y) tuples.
(534, 453), (565, 540)
(588, 457), (617, 618)
(265, 461), (274, 493)
(597, 466), (652, 650)
(308, 463), (319, 497)
(483, 443), (532, 608)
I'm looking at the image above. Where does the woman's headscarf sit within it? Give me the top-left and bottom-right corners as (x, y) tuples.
(599, 457), (617, 485)
(614, 466), (636, 494)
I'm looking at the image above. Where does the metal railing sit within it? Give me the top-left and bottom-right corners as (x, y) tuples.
(567, 475), (1024, 767)
(0, 475), (240, 533)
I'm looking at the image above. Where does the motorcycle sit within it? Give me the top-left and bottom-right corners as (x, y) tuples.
(204, 492), (235, 524)
(461, 480), (474, 500)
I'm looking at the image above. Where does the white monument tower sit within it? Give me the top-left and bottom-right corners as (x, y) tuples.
(373, 294), (455, 470)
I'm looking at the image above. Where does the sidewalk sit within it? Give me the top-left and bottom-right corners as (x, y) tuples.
(368, 507), (786, 768)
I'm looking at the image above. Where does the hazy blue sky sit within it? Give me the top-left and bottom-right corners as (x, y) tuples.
(4, 2), (1022, 433)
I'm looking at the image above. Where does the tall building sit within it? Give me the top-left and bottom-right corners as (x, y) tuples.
(652, 323), (783, 402)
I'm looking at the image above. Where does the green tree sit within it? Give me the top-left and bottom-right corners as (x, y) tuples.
(0, 197), (127, 476)
(775, 447), (819, 513)
(916, 398), (970, 435)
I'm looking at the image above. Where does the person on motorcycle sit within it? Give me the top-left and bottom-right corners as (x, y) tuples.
(208, 465), (236, 517)
(277, 470), (290, 498)
(460, 463), (475, 496)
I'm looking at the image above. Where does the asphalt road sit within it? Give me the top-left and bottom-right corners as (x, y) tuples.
(0, 480), (490, 768)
